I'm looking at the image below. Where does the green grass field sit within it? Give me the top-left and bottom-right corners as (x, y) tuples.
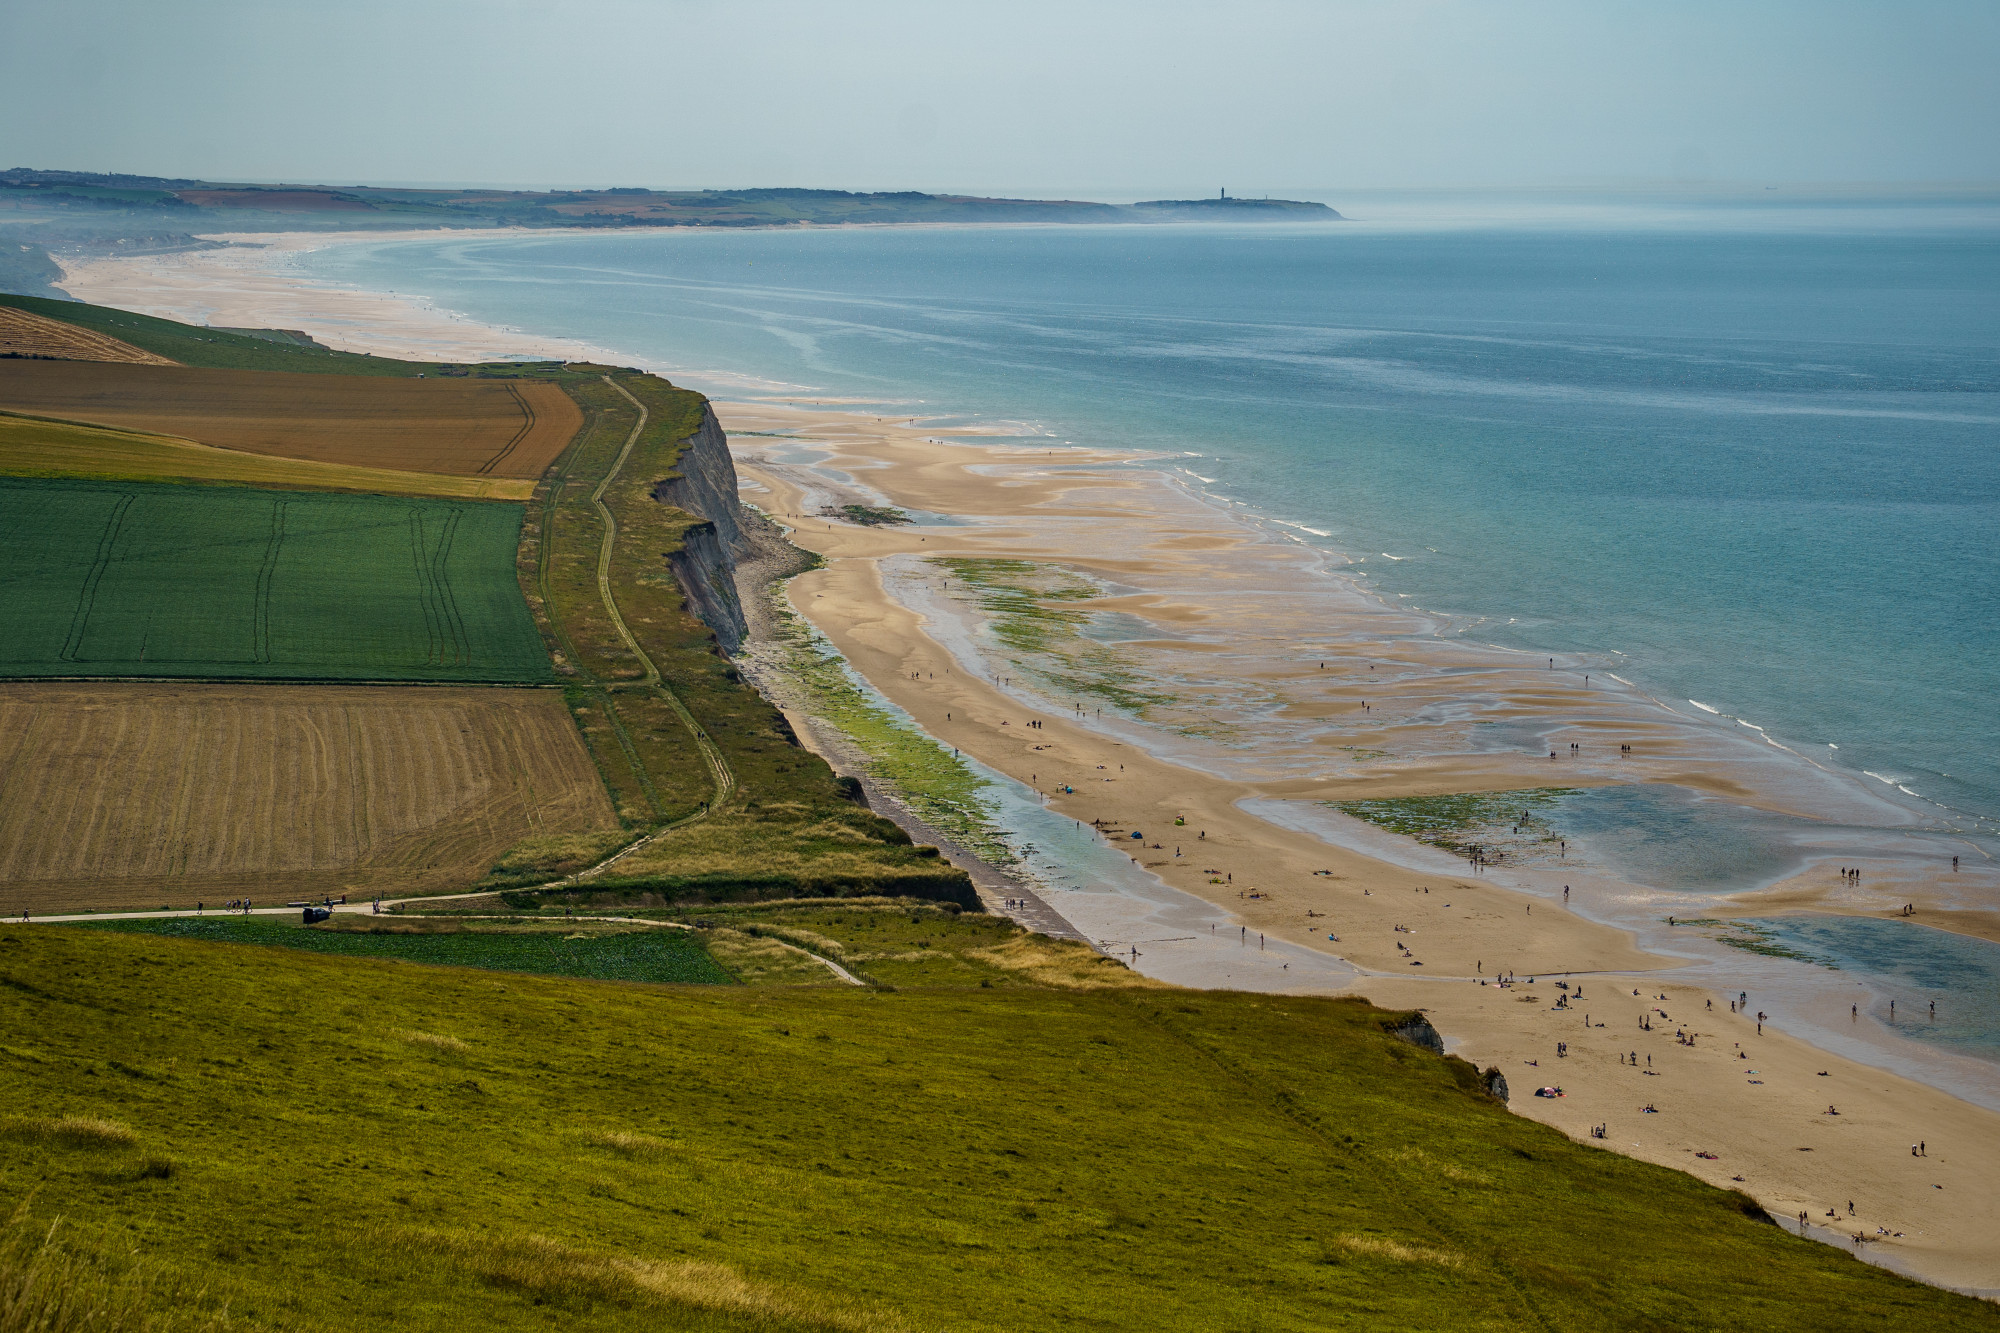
(0, 477), (552, 681)
(74, 916), (732, 985)
(3, 924), (1991, 1332)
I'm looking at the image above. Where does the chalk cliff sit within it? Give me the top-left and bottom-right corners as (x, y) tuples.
(652, 403), (750, 653)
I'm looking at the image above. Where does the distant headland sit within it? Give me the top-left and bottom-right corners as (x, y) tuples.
(1133, 191), (1343, 220)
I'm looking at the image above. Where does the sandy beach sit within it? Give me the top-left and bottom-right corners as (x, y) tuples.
(50, 234), (2000, 1296)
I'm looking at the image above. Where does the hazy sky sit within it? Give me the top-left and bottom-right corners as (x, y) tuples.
(4, 0), (1996, 195)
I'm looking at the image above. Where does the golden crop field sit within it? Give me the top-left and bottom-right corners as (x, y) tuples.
(0, 683), (617, 912)
(0, 361), (583, 478)
(0, 411), (534, 499)
(0, 304), (178, 365)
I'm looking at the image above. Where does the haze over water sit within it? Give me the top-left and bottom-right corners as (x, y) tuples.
(310, 202), (2000, 851)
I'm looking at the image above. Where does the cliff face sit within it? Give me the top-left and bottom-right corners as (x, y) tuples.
(653, 403), (750, 653)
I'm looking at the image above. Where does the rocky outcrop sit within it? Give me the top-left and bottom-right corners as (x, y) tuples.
(652, 404), (749, 652)
(1383, 1013), (1445, 1054)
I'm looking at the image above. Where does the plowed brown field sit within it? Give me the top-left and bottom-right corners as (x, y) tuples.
(0, 361), (583, 479)
(0, 305), (178, 366)
(0, 683), (616, 911)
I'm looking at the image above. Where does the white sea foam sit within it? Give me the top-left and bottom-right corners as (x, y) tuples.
(1739, 719), (1766, 732)
(1270, 519), (1333, 537)
(1688, 700), (1722, 715)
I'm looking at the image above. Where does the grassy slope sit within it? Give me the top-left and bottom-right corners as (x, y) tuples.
(492, 369), (968, 903)
(0, 477), (551, 682)
(0, 410), (534, 500)
(2, 924), (1991, 1332)
(0, 294), (451, 376)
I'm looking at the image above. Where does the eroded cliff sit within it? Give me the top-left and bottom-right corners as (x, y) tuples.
(653, 403), (749, 652)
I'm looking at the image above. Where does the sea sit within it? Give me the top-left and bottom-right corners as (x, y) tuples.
(302, 194), (2000, 1073)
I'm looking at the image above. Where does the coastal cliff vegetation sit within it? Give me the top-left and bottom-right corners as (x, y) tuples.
(759, 597), (1019, 871)
(496, 360), (973, 906)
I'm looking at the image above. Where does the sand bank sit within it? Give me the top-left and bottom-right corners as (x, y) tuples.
(55, 237), (2000, 1294)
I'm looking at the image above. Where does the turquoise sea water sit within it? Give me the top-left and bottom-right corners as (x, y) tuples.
(308, 211), (2000, 841)
(1748, 917), (2000, 1062)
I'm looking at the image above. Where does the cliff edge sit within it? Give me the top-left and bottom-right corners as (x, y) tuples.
(653, 403), (751, 653)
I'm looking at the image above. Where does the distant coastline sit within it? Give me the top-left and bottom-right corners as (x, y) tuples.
(1, 167), (1345, 229)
